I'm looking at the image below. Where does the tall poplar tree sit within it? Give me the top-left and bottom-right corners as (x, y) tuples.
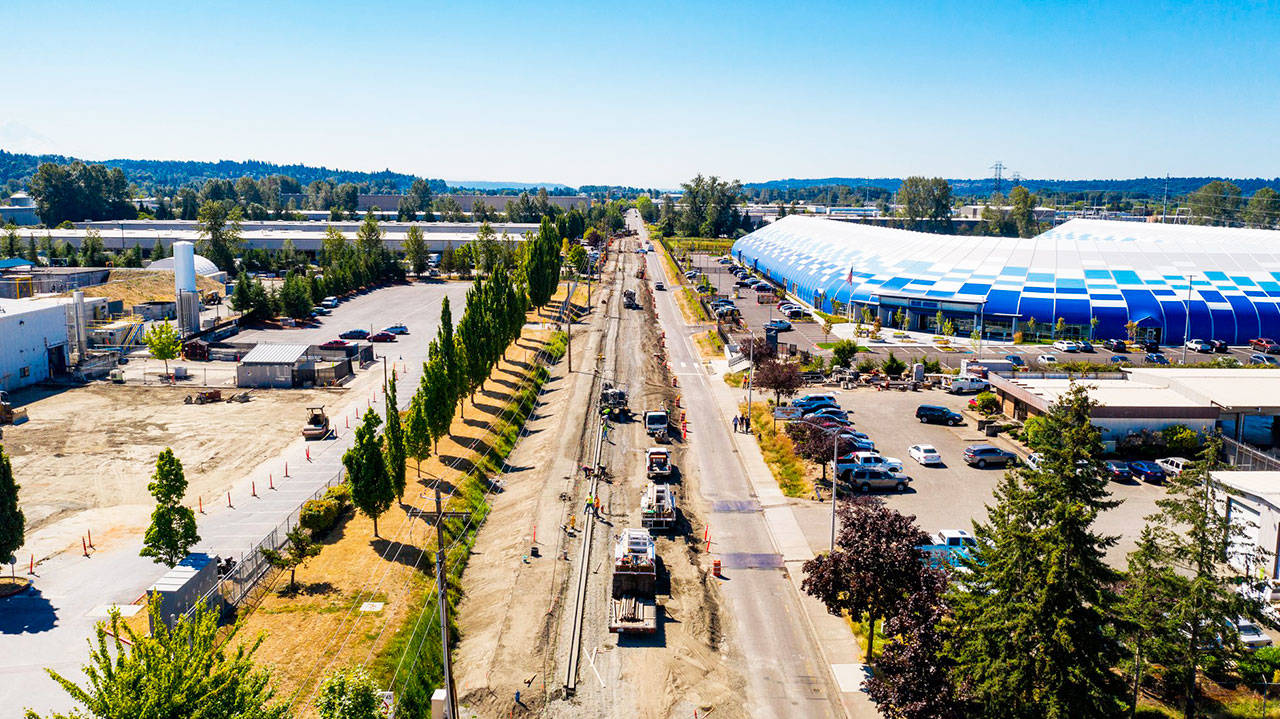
(946, 382), (1124, 718)
(384, 371), (406, 501)
(344, 412), (392, 537)
(140, 449), (200, 568)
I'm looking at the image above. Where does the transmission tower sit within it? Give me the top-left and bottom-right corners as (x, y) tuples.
(990, 161), (1005, 196)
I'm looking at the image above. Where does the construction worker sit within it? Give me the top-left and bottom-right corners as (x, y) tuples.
(594, 496), (601, 515)
(585, 495), (593, 515)
(569, 514), (577, 533)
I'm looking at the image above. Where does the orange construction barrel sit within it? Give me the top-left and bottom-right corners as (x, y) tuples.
(713, 559), (722, 577)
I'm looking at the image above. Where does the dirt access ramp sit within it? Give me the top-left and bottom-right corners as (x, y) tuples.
(4, 383), (342, 562)
(60, 268), (224, 306)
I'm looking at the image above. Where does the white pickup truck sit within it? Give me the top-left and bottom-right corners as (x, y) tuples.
(833, 451), (904, 478)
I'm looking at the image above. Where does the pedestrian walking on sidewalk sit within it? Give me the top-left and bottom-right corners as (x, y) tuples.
(732, 415), (740, 433)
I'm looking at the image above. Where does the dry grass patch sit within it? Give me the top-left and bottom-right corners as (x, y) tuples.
(61, 269), (224, 306)
(740, 401), (812, 498)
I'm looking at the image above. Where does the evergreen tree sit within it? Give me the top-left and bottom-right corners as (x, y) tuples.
(384, 371), (406, 501)
(947, 382), (1124, 718)
(139, 449), (200, 568)
(0, 446), (25, 571)
(438, 297), (458, 411)
(403, 224), (428, 276)
(1119, 526), (1178, 718)
(344, 412), (392, 537)
(404, 392), (431, 476)
(1138, 435), (1253, 718)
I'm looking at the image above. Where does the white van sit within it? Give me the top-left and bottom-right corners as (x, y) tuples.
(947, 375), (990, 394)
(1156, 456), (1191, 476)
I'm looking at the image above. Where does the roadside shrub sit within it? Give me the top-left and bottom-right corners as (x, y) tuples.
(1022, 415), (1053, 450)
(856, 358), (878, 374)
(974, 391), (1000, 416)
(300, 498), (339, 535)
(829, 339), (862, 368)
(1012, 331), (1024, 344)
(918, 357), (942, 374)
(881, 352), (907, 378)
(1160, 424), (1202, 456)
(323, 483), (352, 510)
(1237, 646), (1280, 685)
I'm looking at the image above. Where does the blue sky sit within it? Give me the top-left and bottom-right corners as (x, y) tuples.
(4, 1), (1278, 187)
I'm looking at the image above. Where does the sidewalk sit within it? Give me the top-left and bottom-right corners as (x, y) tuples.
(704, 358), (881, 719)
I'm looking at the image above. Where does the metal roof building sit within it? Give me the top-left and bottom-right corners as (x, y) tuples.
(236, 343), (312, 388)
(731, 216), (1280, 345)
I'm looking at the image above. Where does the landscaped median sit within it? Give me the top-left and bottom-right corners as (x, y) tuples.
(740, 401), (813, 498)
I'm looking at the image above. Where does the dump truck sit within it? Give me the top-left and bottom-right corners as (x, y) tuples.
(302, 406), (330, 440)
(640, 483), (677, 530)
(622, 289), (639, 309)
(644, 410), (669, 442)
(609, 528), (658, 634)
(646, 448), (672, 478)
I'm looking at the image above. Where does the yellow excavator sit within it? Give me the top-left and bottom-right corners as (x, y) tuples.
(0, 391), (29, 426)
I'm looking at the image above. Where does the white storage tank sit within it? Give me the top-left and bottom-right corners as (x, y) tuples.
(173, 241), (197, 294)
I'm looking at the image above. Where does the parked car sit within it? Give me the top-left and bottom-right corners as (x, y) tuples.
(1129, 460), (1167, 483)
(793, 394), (838, 411)
(1103, 460), (1133, 481)
(319, 339), (350, 350)
(841, 467), (911, 494)
(1109, 355), (1132, 364)
(369, 332), (397, 343)
(1145, 353), (1170, 365)
(764, 319), (792, 331)
(1077, 340), (1094, 352)
(1024, 452), (1043, 471)
(1004, 354), (1025, 367)
(339, 329), (370, 340)
(1185, 339), (1213, 353)
(805, 407), (852, 422)
(654, 281), (666, 291)
(909, 444), (942, 465)
(783, 307), (806, 319)
(837, 451), (905, 475)
(1137, 339), (1161, 352)
(1052, 340), (1080, 352)
(312, 306), (331, 316)
(1037, 354), (1058, 364)
(1251, 338), (1280, 353)
(963, 444), (1017, 468)
(916, 404), (963, 426)
(1231, 617), (1274, 649)
(1208, 339), (1230, 353)
(321, 296), (340, 308)
(734, 279), (754, 288)
(383, 324), (409, 335)
(1251, 353), (1280, 366)
(684, 270), (700, 280)
(1156, 456), (1190, 476)
(1103, 339), (1127, 352)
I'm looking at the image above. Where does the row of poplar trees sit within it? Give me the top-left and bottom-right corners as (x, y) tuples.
(343, 216), (564, 537)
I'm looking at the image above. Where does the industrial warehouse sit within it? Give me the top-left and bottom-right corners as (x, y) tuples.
(731, 216), (1280, 345)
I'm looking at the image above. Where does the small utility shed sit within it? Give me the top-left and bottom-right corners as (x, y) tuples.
(236, 343), (310, 388)
(1213, 471), (1280, 578)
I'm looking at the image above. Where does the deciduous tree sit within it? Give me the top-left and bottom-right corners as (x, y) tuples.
(315, 666), (380, 719)
(754, 359), (803, 406)
(195, 200), (243, 272)
(143, 321), (182, 379)
(140, 449), (199, 568)
(344, 412), (392, 537)
(403, 224), (428, 276)
(260, 526), (322, 590)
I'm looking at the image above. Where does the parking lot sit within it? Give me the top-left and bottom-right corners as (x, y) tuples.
(685, 252), (1271, 371)
(781, 384), (1166, 567)
(236, 280), (470, 351)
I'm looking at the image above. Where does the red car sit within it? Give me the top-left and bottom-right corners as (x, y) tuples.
(319, 339), (350, 350)
(369, 332), (396, 343)
(1251, 338), (1280, 354)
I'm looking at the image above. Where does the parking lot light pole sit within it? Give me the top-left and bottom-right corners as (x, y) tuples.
(794, 416), (842, 553)
(1181, 273), (1193, 365)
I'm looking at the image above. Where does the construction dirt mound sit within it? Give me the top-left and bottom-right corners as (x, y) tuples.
(60, 269), (224, 306)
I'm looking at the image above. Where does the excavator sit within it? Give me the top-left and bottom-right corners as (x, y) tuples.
(0, 391), (29, 427)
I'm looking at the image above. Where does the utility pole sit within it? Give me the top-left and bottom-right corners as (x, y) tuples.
(1162, 173), (1170, 224)
(432, 484), (466, 719)
(1181, 274), (1193, 364)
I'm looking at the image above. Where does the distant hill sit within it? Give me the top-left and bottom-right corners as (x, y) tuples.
(446, 179), (573, 192)
(0, 149), (446, 192)
(745, 176), (1280, 198)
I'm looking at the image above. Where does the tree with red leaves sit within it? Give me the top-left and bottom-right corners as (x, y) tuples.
(865, 567), (963, 719)
(801, 497), (931, 662)
(754, 359), (803, 406)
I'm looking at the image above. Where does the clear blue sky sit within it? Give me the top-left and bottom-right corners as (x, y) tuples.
(6, 1), (1279, 187)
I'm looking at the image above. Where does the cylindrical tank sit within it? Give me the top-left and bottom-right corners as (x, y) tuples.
(173, 241), (197, 294)
(73, 290), (88, 359)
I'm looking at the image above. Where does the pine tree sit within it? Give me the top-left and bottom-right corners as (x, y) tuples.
(404, 392), (431, 476)
(0, 446), (25, 571)
(1120, 526), (1178, 718)
(140, 449), (200, 568)
(344, 412), (391, 537)
(384, 371), (406, 501)
(1139, 435), (1253, 718)
(947, 382), (1124, 718)
(438, 297), (457, 412)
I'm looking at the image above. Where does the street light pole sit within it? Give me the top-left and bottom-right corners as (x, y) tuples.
(1181, 273), (1193, 365)
(830, 428), (839, 552)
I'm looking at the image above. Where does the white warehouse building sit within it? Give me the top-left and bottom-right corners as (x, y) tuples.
(0, 297), (71, 392)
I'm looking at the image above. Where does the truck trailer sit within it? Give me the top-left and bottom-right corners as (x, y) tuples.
(640, 483), (677, 529)
(609, 528), (658, 634)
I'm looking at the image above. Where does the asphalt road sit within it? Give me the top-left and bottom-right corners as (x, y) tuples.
(636, 213), (846, 718)
(0, 280), (468, 716)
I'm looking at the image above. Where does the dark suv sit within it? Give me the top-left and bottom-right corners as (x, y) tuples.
(963, 444), (1017, 468)
(1103, 339), (1127, 352)
(916, 405), (963, 426)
